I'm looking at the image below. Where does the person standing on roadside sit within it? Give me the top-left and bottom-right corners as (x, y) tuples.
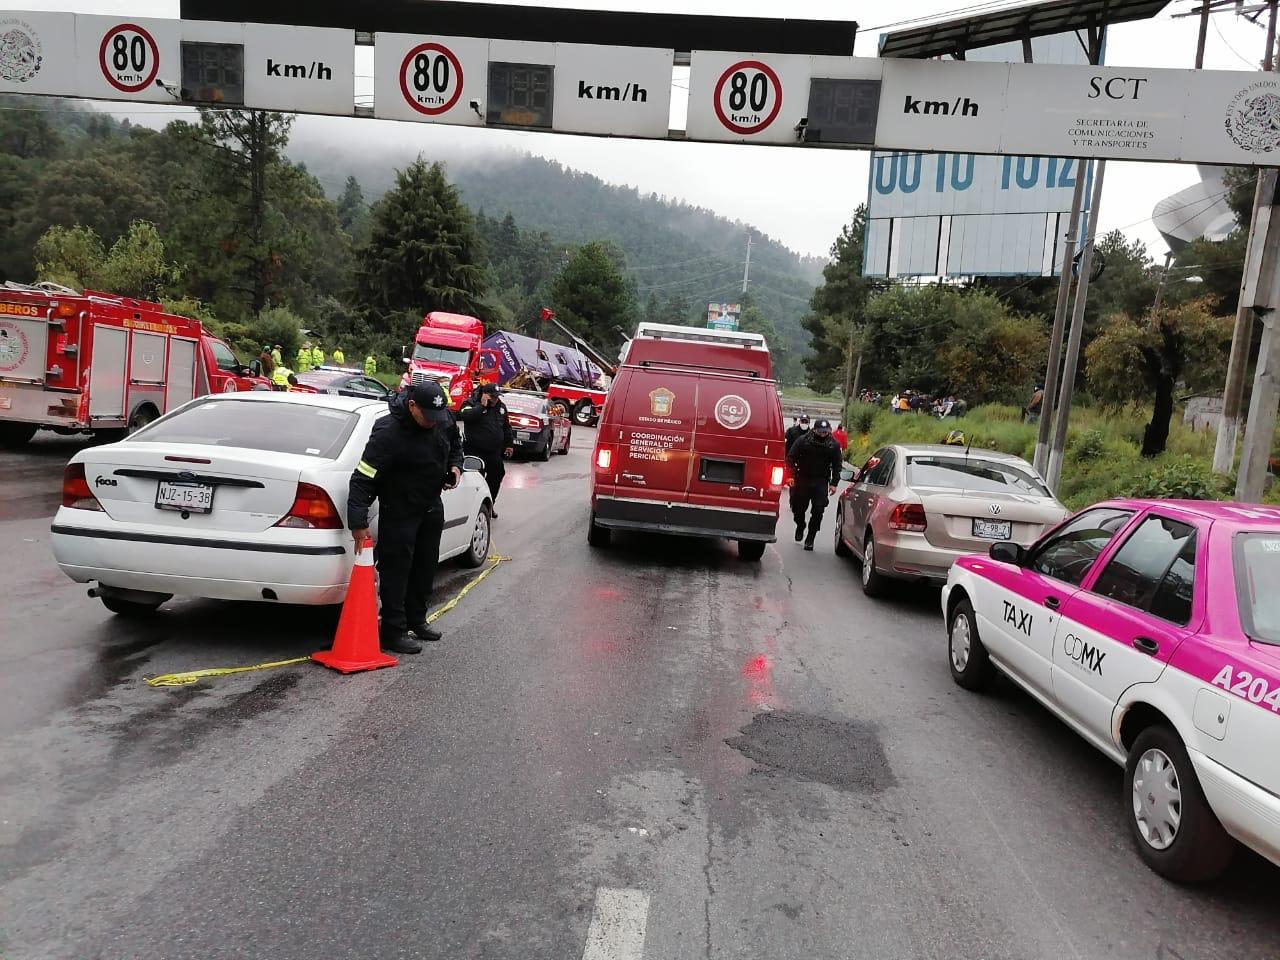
(832, 422), (849, 451)
(458, 383), (514, 518)
(332, 345), (345, 366)
(364, 353), (378, 376)
(310, 341), (326, 371)
(784, 414), (810, 448)
(296, 341), (314, 373)
(1025, 385), (1044, 423)
(786, 418), (842, 551)
(347, 381), (463, 655)
(271, 344), (283, 367)
(258, 344), (275, 378)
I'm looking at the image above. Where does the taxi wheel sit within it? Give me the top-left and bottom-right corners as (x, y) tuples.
(587, 511), (612, 548)
(833, 509), (853, 558)
(1124, 725), (1236, 883)
(860, 534), (890, 598)
(948, 598), (995, 691)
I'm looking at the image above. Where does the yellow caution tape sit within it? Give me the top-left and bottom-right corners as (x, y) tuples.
(143, 553), (514, 688)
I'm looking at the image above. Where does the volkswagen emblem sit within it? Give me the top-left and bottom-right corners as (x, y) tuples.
(989, 503), (1002, 516)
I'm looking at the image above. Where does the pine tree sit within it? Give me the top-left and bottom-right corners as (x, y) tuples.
(353, 159), (486, 334)
(549, 241), (636, 346)
(335, 175), (370, 244)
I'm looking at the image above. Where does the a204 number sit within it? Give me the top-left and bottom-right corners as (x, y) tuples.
(112, 34), (148, 74)
(727, 71), (769, 112)
(1212, 664), (1280, 711)
(412, 53), (451, 94)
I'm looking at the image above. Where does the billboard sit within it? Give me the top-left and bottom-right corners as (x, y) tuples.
(864, 31), (1093, 279)
(707, 302), (740, 330)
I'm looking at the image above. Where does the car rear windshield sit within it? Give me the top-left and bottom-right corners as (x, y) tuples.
(134, 399), (358, 459)
(906, 456), (1050, 497)
(1236, 534), (1280, 645)
(503, 394), (545, 414)
(413, 343), (471, 367)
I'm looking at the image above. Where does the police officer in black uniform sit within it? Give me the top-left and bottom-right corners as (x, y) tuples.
(348, 381), (463, 654)
(784, 414), (810, 448)
(786, 417), (843, 551)
(457, 383), (513, 517)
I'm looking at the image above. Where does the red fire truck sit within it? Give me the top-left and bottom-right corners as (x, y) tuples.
(0, 283), (270, 447)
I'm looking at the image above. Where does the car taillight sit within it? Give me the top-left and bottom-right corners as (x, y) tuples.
(888, 502), (927, 532)
(770, 465), (785, 486)
(276, 482), (343, 530)
(595, 446), (613, 471)
(61, 463), (103, 511)
(510, 414), (541, 429)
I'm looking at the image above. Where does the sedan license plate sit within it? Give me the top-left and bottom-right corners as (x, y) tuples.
(156, 481), (214, 513)
(972, 518), (1011, 540)
(516, 431), (533, 440)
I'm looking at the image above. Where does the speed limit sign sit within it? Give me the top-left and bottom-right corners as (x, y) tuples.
(98, 23), (159, 94)
(713, 60), (783, 135)
(376, 33), (487, 125)
(399, 42), (464, 116)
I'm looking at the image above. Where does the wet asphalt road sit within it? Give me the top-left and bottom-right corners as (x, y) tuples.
(0, 430), (1277, 960)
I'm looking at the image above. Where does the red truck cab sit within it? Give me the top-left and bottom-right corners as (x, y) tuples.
(402, 311), (499, 410)
(0, 283), (268, 447)
(588, 322), (785, 561)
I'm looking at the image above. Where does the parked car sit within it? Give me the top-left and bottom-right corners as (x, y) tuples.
(943, 499), (1280, 882)
(50, 392), (493, 616)
(291, 366), (390, 399)
(835, 444), (1068, 596)
(502, 389), (570, 460)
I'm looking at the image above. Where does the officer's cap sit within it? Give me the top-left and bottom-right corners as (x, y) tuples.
(813, 418), (832, 435)
(407, 381), (454, 423)
(798, 414), (810, 424)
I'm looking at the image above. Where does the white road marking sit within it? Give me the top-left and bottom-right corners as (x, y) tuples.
(581, 887), (650, 960)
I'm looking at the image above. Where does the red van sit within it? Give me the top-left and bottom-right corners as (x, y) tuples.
(588, 322), (786, 561)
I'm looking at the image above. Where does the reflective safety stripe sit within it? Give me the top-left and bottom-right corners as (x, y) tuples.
(356, 460), (377, 479)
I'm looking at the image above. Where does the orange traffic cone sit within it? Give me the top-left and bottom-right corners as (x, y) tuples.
(313, 537), (398, 674)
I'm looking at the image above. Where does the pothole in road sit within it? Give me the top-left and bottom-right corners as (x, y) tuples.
(726, 711), (896, 793)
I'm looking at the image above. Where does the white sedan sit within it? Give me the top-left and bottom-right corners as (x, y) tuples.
(50, 392), (493, 617)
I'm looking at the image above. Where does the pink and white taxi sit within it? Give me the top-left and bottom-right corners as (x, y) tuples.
(942, 499), (1280, 882)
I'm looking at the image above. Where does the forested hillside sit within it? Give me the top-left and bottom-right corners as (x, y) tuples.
(1, 97), (821, 381)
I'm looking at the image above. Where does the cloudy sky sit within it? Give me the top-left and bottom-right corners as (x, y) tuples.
(15, 0), (1275, 258)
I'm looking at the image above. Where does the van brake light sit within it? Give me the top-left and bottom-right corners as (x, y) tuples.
(770, 465), (785, 486)
(62, 463), (103, 511)
(276, 482), (343, 530)
(596, 447), (612, 471)
(888, 502), (927, 532)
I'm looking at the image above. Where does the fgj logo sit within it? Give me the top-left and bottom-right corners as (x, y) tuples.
(1226, 79), (1280, 153)
(1063, 633), (1106, 676)
(0, 17), (42, 84)
(714, 394), (751, 431)
(0, 320), (30, 372)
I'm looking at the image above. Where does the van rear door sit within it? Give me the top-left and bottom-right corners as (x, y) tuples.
(686, 377), (785, 512)
(611, 368), (699, 502)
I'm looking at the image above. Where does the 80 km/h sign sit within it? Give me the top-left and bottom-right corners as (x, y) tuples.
(399, 42), (464, 116)
(98, 22), (159, 94)
(713, 60), (782, 135)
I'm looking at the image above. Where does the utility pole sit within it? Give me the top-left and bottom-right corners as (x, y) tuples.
(1214, 170), (1276, 474)
(1034, 166), (1089, 474)
(741, 233), (753, 295)
(1236, 303), (1280, 502)
(1047, 160), (1108, 492)
(842, 326), (857, 404)
(1151, 250), (1175, 311)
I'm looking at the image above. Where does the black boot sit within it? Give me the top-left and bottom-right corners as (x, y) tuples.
(794, 520), (805, 542)
(382, 631), (423, 655)
(804, 518), (821, 550)
(408, 623), (443, 643)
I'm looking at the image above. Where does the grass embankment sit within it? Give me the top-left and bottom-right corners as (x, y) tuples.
(779, 385), (842, 404)
(842, 402), (1280, 510)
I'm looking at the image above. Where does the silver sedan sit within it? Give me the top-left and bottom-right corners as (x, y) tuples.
(834, 443), (1069, 597)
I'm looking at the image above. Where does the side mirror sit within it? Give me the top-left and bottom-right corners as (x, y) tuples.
(989, 541), (1025, 565)
(401, 356), (411, 365)
(401, 345), (410, 361)
(462, 455), (486, 474)
(840, 465), (859, 483)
